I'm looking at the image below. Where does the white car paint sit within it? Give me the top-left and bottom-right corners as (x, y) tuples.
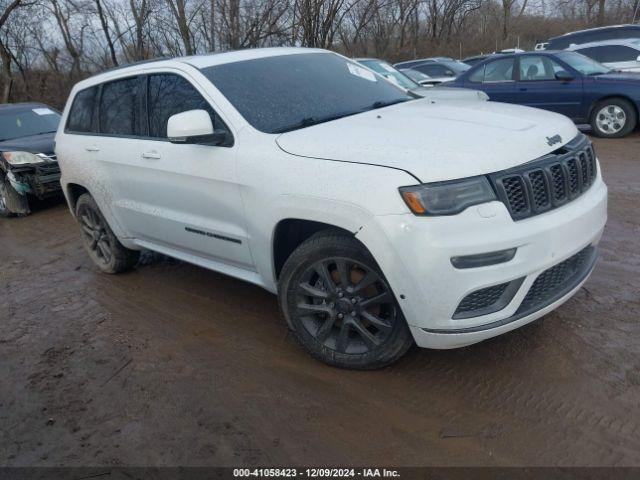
(55, 47), (607, 351)
(567, 39), (640, 72)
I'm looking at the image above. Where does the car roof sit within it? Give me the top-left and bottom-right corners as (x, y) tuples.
(0, 102), (52, 113)
(395, 58), (436, 65)
(479, 51), (563, 58)
(568, 38), (640, 49)
(72, 47), (328, 90)
(463, 54), (492, 60)
(552, 24), (640, 39)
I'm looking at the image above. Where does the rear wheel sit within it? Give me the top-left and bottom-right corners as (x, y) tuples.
(75, 193), (139, 273)
(590, 98), (637, 138)
(279, 231), (413, 369)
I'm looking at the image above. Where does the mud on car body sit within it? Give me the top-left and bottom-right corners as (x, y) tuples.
(0, 103), (62, 217)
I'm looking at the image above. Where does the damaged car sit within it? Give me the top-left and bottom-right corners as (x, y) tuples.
(0, 103), (62, 217)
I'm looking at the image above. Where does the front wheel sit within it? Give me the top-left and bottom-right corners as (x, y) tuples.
(0, 173), (29, 217)
(279, 231), (413, 369)
(75, 193), (140, 273)
(590, 98), (637, 138)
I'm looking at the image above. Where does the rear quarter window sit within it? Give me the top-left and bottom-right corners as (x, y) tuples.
(66, 87), (98, 133)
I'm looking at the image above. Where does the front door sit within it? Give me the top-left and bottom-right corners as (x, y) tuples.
(98, 71), (253, 269)
(513, 55), (583, 120)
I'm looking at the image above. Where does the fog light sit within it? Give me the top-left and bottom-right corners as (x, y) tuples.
(450, 248), (517, 269)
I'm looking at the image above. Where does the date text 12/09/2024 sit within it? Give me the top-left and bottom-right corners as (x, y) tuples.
(233, 468), (401, 478)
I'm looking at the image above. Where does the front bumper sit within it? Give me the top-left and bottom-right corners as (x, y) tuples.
(362, 172), (607, 349)
(5, 162), (62, 199)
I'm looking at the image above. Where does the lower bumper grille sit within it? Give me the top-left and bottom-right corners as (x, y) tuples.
(515, 245), (596, 316)
(453, 277), (524, 319)
(426, 245), (599, 334)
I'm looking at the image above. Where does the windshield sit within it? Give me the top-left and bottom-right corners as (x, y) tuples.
(357, 59), (419, 90)
(401, 69), (431, 82)
(200, 52), (413, 133)
(556, 51), (612, 75)
(441, 60), (471, 73)
(0, 107), (60, 141)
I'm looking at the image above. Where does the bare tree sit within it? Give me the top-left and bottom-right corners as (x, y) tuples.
(94, 0), (118, 65)
(0, 0), (26, 101)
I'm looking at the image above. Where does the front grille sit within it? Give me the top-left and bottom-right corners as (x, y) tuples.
(490, 134), (597, 221)
(34, 162), (61, 175)
(516, 246), (595, 315)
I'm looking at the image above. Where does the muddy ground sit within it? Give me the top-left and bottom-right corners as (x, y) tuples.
(1, 134), (639, 467)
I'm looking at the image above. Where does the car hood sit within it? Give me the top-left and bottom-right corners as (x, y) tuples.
(411, 86), (488, 101)
(0, 132), (56, 155)
(593, 72), (640, 83)
(276, 99), (578, 182)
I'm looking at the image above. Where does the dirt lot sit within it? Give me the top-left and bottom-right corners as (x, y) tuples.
(1, 133), (639, 467)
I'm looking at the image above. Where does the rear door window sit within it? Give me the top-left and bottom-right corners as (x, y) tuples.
(146, 73), (225, 139)
(469, 58), (515, 83)
(99, 77), (140, 136)
(67, 87), (98, 133)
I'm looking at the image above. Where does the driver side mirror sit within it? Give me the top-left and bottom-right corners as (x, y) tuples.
(555, 70), (574, 81)
(167, 109), (229, 146)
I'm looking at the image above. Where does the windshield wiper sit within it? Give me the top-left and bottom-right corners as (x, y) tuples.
(271, 99), (410, 134)
(272, 111), (365, 134)
(368, 99), (407, 110)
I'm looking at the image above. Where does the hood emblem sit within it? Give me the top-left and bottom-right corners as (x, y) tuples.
(546, 134), (562, 146)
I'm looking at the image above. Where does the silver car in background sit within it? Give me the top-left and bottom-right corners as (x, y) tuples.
(567, 39), (640, 73)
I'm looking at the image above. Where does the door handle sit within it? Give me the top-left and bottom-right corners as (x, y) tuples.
(519, 87), (528, 91)
(85, 145), (100, 152)
(141, 151), (161, 160)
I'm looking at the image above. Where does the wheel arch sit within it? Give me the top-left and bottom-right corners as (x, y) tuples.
(66, 183), (90, 214)
(272, 218), (356, 280)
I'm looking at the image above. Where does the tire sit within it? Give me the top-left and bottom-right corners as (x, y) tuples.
(0, 173), (29, 217)
(75, 193), (140, 274)
(278, 231), (413, 369)
(0, 174), (11, 218)
(590, 98), (637, 138)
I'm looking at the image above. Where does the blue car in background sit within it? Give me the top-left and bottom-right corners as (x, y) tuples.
(446, 50), (640, 138)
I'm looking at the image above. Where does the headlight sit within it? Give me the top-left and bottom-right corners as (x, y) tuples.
(2, 151), (45, 166)
(399, 176), (497, 216)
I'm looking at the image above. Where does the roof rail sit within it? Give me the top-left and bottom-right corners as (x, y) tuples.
(102, 56), (173, 73)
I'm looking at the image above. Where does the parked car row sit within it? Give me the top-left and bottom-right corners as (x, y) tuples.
(463, 24), (640, 73)
(447, 50), (640, 138)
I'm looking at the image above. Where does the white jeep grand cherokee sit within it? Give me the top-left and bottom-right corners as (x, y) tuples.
(55, 48), (607, 369)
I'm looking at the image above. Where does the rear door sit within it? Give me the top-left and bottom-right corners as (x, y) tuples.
(465, 57), (516, 102)
(513, 55), (583, 120)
